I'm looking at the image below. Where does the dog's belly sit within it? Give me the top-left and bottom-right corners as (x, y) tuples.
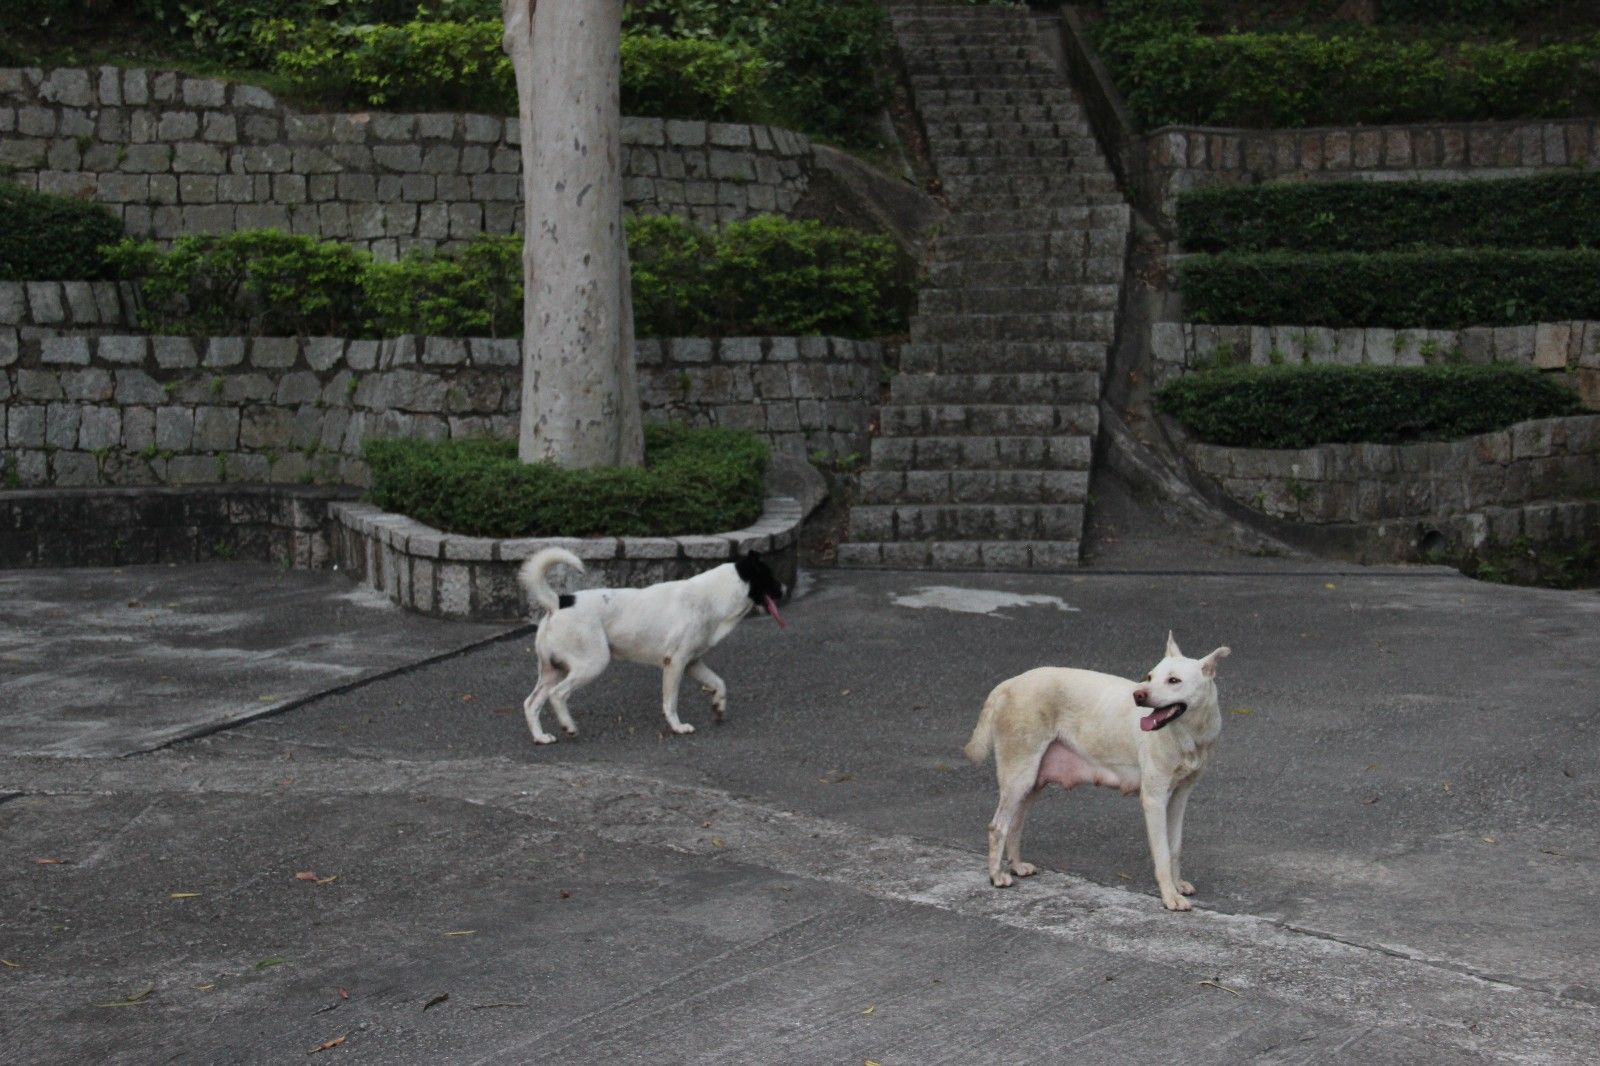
(1035, 739), (1139, 794)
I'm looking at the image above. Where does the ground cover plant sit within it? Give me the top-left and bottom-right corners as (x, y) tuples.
(1179, 248), (1600, 328)
(362, 425), (768, 538)
(105, 218), (911, 339)
(1156, 363), (1582, 448)
(0, 183), (125, 281)
(1176, 172), (1600, 254)
(1089, 0), (1600, 128)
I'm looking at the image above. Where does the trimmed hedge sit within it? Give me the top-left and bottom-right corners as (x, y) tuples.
(107, 218), (911, 338)
(1094, 0), (1600, 129)
(0, 183), (125, 282)
(1177, 172), (1600, 254)
(1157, 364), (1582, 448)
(363, 425), (768, 538)
(1180, 248), (1600, 328)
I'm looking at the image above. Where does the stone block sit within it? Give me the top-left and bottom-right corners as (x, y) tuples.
(62, 367), (113, 401)
(42, 336), (90, 365)
(77, 406), (121, 451)
(1533, 323), (1572, 370)
(252, 337), (299, 369)
(114, 369), (166, 405)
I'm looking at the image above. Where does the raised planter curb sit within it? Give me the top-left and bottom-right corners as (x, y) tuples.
(331, 494), (807, 622)
(1166, 413), (1600, 562)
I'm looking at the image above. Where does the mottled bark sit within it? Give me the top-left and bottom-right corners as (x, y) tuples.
(504, 0), (644, 468)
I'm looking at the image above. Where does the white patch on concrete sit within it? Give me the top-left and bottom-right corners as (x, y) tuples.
(891, 586), (1079, 617)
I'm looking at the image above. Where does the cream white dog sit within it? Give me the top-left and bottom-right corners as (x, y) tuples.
(964, 633), (1231, 911)
(517, 547), (786, 744)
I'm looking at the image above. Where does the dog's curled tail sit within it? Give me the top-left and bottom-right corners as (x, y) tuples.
(518, 547), (583, 615)
(963, 685), (1005, 765)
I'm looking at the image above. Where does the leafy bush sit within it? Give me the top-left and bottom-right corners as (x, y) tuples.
(105, 219), (909, 338)
(1157, 364), (1582, 448)
(1180, 248), (1600, 328)
(761, 0), (892, 141)
(0, 183), (125, 281)
(363, 424), (768, 538)
(1375, 0), (1564, 25)
(363, 235), (522, 338)
(261, 18), (770, 121)
(1177, 172), (1600, 254)
(106, 231), (368, 335)
(1093, 0), (1600, 128)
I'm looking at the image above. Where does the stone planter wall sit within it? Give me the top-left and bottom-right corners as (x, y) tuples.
(0, 332), (881, 488)
(1149, 320), (1600, 401)
(1138, 118), (1599, 231)
(0, 67), (814, 254)
(332, 495), (805, 622)
(0, 484), (347, 569)
(1172, 414), (1600, 561)
(0, 281), (139, 337)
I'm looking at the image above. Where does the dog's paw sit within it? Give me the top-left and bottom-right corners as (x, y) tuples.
(1177, 879), (1195, 895)
(669, 722), (696, 735)
(990, 871), (1014, 888)
(530, 732), (557, 745)
(1010, 862), (1038, 878)
(562, 726), (578, 738)
(1161, 892), (1193, 912)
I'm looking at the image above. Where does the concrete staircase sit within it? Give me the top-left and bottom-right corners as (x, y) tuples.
(838, 1), (1129, 570)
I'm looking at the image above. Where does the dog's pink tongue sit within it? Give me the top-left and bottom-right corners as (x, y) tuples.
(763, 595), (787, 629)
(1139, 711), (1160, 732)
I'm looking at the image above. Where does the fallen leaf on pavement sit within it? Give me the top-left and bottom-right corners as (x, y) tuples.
(710, 837), (725, 848)
(862, 1005), (875, 1015)
(866, 1060), (882, 1066)
(34, 857), (67, 865)
(339, 988), (349, 1000)
(95, 986), (155, 1008)
(1324, 582), (1337, 590)
(308, 1035), (347, 1055)
(471, 1002), (527, 1010)
(424, 993), (449, 1011)
(256, 957), (287, 971)
(1482, 836), (1497, 844)
(126, 600), (143, 608)
(1, 959), (21, 968)
(559, 890), (570, 899)
(1116, 872), (1132, 881)
(170, 892), (201, 899)
(1229, 707), (1252, 716)
(444, 930), (476, 937)
(193, 983), (214, 990)
(461, 694), (475, 703)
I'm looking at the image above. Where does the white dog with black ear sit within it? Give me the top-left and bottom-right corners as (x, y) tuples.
(964, 632), (1231, 911)
(517, 546), (787, 744)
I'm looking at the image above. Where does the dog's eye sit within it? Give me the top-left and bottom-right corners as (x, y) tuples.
(1167, 677), (1180, 685)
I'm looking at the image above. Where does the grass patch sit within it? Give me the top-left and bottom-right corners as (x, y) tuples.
(363, 425), (768, 539)
(1157, 363), (1583, 448)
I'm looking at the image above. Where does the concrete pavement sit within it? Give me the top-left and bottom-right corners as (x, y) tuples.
(3, 557), (1599, 1062)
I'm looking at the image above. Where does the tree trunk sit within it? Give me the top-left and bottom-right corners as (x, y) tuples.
(503, 0), (644, 468)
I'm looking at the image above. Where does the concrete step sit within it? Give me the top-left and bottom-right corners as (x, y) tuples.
(927, 136), (1102, 158)
(919, 103), (1085, 125)
(835, 539), (1082, 570)
(912, 89), (1081, 108)
(858, 468), (1090, 505)
(911, 310), (1114, 342)
(941, 172), (1119, 197)
(927, 256), (1123, 285)
(898, 340), (1106, 374)
(941, 203), (1130, 235)
(903, 58), (1046, 76)
(888, 370), (1100, 406)
(878, 402), (1099, 437)
(932, 232), (1126, 263)
(948, 189), (1125, 212)
(935, 157), (1112, 180)
(870, 433), (1094, 472)
(916, 285), (1118, 315)
(849, 502), (1086, 542)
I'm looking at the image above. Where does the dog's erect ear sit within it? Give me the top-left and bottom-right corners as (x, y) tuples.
(1166, 630), (1182, 659)
(1200, 646), (1231, 677)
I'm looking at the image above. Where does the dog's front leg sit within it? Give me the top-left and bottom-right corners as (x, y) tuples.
(660, 657), (694, 735)
(1166, 776), (1198, 896)
(688, 660), (727, 721)
(1140, 781), (1190, 911)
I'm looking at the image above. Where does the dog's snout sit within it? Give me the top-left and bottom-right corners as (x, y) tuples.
(1131, 687), (1149, 706)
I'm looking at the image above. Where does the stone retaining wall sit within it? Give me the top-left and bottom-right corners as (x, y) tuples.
(1, 280), (138, 336)
(0, 332), (881, 488)
(0, 484), (345, 569)
(1149, 320), (1600, 399)
(0, 67), (814, 254)
(1172, 414), (1600, 561)
(1138, 117), (1599, 230)
(332, 495), (804, 621)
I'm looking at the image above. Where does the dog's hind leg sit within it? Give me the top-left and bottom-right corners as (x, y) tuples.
(1005, 787), (1044, 878)
(523, 668), (559, 745)
(1166, 776), (1199, 896)
(546, 648), (608, 738)
(688, 660), (727, 722)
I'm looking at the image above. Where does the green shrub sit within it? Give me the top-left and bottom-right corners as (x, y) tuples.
(0, 183), (125, 281)
(1177, 172), (1600, 253)
(104, 218), (909, 338)
(106, 230), (368, 335)
(761, 0), (892, 141)
(363, 235), (523, 338)
(1157, 364), (1582, 448)
(1181, 248), (1600, 328)
(363, 424), (768, 538)
(619, 35), (770, 123)
(1375, 0), (1563, 26)
(1094, 0), (1600, 128)
(707, 216), (911, 337)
